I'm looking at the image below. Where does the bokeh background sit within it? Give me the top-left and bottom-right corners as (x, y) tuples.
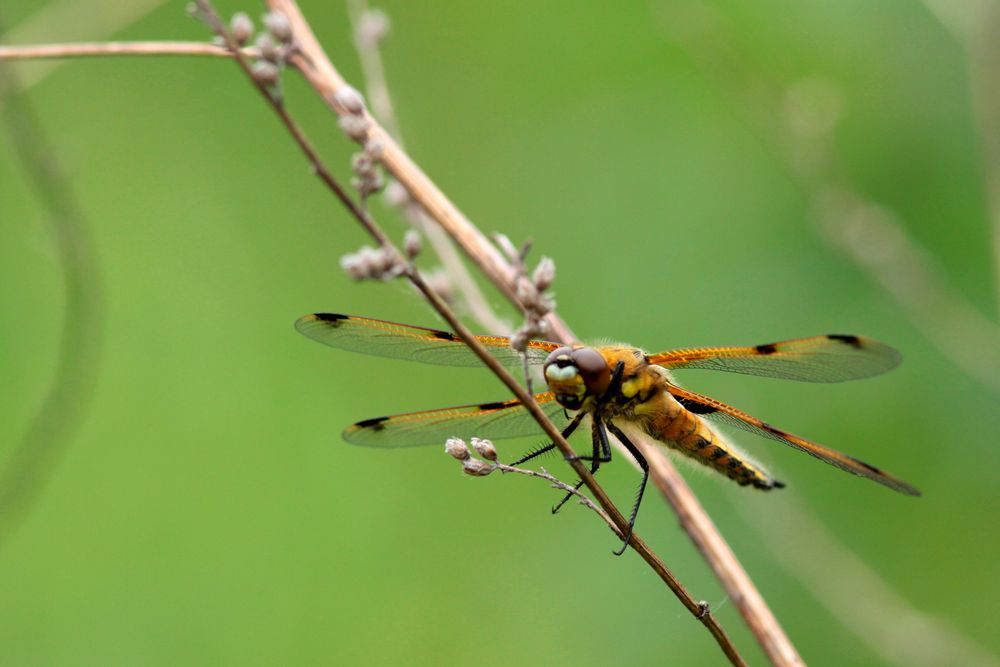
(2, 1), (998, 665)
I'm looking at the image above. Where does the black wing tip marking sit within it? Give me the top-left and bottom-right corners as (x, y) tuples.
(353, 416), (390, 431)
(826, 334), (863, 348)
(846, 454), (922, 496)
(755, 343), (779, 355)
(296, 312), (348, 330)
(313, 312), (349, 323)
(771, 480), (786, 489)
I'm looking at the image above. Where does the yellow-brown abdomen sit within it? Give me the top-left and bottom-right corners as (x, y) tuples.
(642, 393), (782, 490)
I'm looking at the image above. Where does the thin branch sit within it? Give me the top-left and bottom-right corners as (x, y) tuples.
(0, 44), (103, 546)
(636, 439), (803, 666)
(268, 0), (575, 344)
(194, 3), (747, 664)
(496, 463), (620, 533)
(652, 3), (997, 661)
(268, 1), (800, 664)
(345, 0), (509, 335)
(0, 0), (167, 87)
(1, 8), (799, 665)
(0, 41), (258, 61)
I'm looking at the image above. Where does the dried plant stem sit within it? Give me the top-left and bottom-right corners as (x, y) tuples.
(269, 0), (576, 344)
(345, 0), (509, 335)
(1, 7), (799, 665)
(267, 1), (798, 663)
(637, 439), (803, 666)
(495, 463), (622, 537)
(0, 41), (257, 61)
(194, 3), (747, 664)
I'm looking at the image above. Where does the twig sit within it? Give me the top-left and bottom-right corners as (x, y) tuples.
(1, 7), (798, 665)
(269, 0), (576, 344)
(653, 3), (997, 662)
(345, 0), (509, 335)
(268, 1), (799, 664)
(0, 41), (103, 547)
(0, 41), (258, 61)
(193, 3), (747, 664)
(495, 462), (620, 534)
(0, 0), (166, 87)
(636, 439), (803, 666)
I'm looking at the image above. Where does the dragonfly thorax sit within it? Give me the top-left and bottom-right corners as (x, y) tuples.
(543, 346), (612, 410)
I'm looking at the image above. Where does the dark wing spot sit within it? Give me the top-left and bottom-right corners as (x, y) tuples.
(772, 480), (786, 489)
(674, 395), (719, 415)
(847, 454), (884, 475)
(475, 400), (518, 412)
(314, 313), (349, 325)
(759, 421), (787, 437)
(755, 343), (778, 355)
(430, 329), (459, 342)
(355, 416), (389, 431)
(827, 334), (862, 349)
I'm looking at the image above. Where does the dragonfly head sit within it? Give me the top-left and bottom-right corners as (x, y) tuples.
(543, 346), (611, 410)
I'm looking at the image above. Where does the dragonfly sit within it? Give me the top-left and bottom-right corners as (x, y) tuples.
(296, 312), (920, 554)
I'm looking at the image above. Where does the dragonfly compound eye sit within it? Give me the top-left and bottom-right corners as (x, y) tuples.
(572, 348), (611, 396)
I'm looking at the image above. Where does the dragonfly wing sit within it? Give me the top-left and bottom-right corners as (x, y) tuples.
(344, 392), (571, 448)
(665, 383), (920, 496)
(296, 313), (558, 367)
(649, 334), (901, 382)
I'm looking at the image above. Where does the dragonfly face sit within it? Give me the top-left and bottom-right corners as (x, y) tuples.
(543, 346), (612, 410)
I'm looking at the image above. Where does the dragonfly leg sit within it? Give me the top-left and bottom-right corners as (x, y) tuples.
(552, 414), (613, 514)
(508, 410), (585, 467)
(552, 361), (624, 513)
(605, 421), (648, 556)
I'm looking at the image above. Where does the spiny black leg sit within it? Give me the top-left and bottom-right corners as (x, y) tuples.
(606, 421), (649, 556)
(552, 415), (612, 514)
(551, 362), (623, 514)
(509, 410), (585, 467)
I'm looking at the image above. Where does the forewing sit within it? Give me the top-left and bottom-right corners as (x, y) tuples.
(344, 392), (570, 447)
(649, 334), (901, 383)
(295, 313), (558, 367)
(666, 384), (920, 496)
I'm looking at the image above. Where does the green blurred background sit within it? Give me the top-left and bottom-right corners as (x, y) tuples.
(2, 1), (998, 665)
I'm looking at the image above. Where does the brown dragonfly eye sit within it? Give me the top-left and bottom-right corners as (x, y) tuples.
(572, 348), (610, 396)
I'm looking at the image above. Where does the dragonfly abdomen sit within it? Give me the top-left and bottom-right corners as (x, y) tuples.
(644, 394), (783, 490)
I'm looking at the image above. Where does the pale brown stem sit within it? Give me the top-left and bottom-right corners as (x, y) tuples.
(266, 0), (796, 663)
(0, 7), (791, 665)
(494, 462), (622, 537)
(0, 41), (258, 61)
(345, 0), (510, 335)
(637, 439), (805, 667)
(193, 2), (748, 663)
